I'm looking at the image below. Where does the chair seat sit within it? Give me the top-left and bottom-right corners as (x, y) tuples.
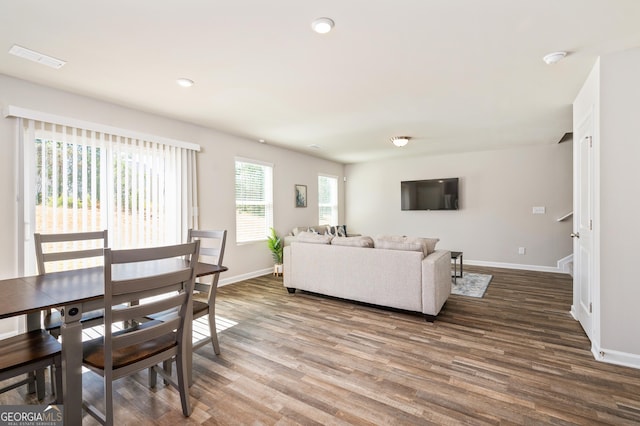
(83, 321), (176, 370)
(44, 309), (106, 331)
(192, 300), (209, 317)
(0, 330), (61, 373)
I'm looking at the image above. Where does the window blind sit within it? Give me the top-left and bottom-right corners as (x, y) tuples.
(13, 113), (199, 274)
(235, 158), (273, 243)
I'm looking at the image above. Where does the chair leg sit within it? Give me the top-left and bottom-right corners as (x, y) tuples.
(54, 358), (63, 405)
(175, 352), (192, 417)
(49, 365), (56, 396)
(105, 374), (114, 426)
(163, 360), (172, 385)
(148, 366), (157, 388)
(35, 368), (45, 400)
(207, 306), (220, 355)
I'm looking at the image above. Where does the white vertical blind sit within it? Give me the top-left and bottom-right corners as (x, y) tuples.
(14, 113), (199, 275)
(318, 174), (338, 225)
(235, 158), (273, 243)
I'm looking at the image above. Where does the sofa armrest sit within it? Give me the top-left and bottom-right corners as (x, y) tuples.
(421, 250), (451, 316)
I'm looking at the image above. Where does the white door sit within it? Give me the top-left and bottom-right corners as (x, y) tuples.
(573, 111), (594, 338)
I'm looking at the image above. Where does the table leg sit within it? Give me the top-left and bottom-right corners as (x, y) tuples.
(454, 259), (458, 285)
(26, 312), (41, 394)
(61, 303), (84, 426)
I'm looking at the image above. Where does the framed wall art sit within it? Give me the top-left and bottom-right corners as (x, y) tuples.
(295, 184), (307, 208)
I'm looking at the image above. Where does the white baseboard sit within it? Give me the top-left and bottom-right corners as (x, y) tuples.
(218, 268), (272, 287)
(0, 331), (18, 340)
(464, 259), (565, 274)
(570, 306), (578, 321)
(557, 254), (574, 275)
(591, 340), (640, 370)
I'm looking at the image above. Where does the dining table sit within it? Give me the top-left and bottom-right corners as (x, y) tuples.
(0, 260), (227, 426)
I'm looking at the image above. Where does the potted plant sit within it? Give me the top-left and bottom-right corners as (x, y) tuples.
(267, 227), (284, 276)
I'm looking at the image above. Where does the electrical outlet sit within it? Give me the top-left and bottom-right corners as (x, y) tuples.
(518, 247), (526, 255)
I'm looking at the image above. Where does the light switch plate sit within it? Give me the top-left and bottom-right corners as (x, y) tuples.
(532, 206), (546, 214)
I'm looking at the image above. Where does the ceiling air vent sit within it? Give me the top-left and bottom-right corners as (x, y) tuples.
(9, 45), (66, 69)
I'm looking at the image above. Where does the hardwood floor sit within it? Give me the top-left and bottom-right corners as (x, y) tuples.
(3, 266), (640, 425)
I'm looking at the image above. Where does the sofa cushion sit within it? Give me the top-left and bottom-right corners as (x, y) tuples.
(374, 239), (425, 256)
(331, 236), (374, 248)
(374, 235), (440, 256)
(296, 231), (333, 244)
(406, 237), (440, 255)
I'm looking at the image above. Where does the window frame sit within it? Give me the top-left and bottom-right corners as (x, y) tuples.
(318, 173), (339, 226)
(234, 157), (274, 244)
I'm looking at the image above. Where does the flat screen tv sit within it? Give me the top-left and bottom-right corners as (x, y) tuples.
(401, 178), (459, 211)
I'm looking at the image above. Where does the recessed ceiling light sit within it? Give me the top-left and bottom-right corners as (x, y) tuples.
(258, 139), (266, 144)
(542, 51), (567, 65)
(176, 78), (194, 88)
(8, 45), (66, 69)
(311, 17), (334, 34)
(391, 136), (410, 147)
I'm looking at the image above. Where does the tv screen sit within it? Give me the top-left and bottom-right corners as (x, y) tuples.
(401, 178), (459, 210)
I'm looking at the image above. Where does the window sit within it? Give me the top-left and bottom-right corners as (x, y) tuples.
(235, 158), (273, 243)
(318, 174), (338, 225)
(12, 109), (199, 275)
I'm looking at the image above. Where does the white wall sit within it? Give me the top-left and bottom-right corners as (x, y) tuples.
(599, 48), (640, 357)
(345, 143), (573, 269)
(0, 73), (344, 283)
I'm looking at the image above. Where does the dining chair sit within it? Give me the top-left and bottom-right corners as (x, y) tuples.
(0, 329), (62, 403)
(81, 241), (200, 426)
(187, 229), (227, 354)
(34, 230), (109, 337)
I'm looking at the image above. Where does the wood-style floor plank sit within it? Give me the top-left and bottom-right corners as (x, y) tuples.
(2, 265), (640, 425)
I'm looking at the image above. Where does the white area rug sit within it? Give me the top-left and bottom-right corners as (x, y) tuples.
(451, 272), (493, 298)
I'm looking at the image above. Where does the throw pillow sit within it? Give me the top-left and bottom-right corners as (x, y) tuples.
(291, 227), (307, 236)
(325, 225), (336, 236)
(296, 231), (333, 244)
(336, 225), (347, 237)
(331, 236), (374, 248)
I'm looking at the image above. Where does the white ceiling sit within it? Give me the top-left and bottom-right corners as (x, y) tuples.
(1, 1), (640, 164)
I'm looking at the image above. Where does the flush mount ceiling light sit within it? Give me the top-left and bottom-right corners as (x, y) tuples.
(311, 17), (334, 34)
(542, 51), (567, 65)
(391, 136), (410, 147)
(176, 78), (194, 87)
(9, 44), (66, 69)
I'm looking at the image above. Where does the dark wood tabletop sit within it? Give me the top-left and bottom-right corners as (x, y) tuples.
(0, 261), (227, 320)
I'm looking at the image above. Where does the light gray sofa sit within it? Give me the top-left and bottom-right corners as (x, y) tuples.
(283, 235), (451, 321)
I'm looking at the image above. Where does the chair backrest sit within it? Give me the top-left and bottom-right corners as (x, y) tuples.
(102, 241), (200, 377)
(187, 229), (227, 293)
(34, 230), (108, 274)
(187, 229), (226, 267)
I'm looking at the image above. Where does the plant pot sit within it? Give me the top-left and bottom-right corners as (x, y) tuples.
(273, 263), (283, 277)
